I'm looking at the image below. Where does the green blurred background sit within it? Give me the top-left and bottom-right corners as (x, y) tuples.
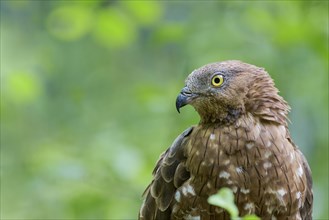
(1, 1), (328, 219)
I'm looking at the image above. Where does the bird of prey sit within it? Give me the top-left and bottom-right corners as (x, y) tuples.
(139, 60), (313, 220)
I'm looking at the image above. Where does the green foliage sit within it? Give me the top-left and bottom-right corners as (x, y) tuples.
(6, 71), (41, 103)
(94, 7), (137, 48)
(208, 188), (260, 220)
(46, 6), (92, 41)
(242, 215), (261, 220)
(1, 1), (328, 219)
(208, 188), (239, 218)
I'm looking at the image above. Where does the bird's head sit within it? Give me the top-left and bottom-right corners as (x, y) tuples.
(176, 60), (289, 125)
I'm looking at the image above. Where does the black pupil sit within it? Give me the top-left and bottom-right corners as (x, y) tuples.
(214, 77), (220, 84)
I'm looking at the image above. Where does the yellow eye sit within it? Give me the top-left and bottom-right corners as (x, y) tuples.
(211, 75), (224, 87)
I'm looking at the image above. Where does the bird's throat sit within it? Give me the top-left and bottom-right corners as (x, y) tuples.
(198, 107), (242, 125)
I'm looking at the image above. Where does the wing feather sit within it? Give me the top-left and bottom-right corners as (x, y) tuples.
(139, 127), (193, 220)
(299, 152), (313, 220)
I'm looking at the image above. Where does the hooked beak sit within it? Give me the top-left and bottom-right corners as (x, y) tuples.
(176, 86), (194, 113)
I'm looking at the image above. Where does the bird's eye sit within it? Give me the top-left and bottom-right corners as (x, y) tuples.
(211, 75), (224, 87)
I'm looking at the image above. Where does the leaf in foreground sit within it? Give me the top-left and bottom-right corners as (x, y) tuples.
(207, 187), (239, 218)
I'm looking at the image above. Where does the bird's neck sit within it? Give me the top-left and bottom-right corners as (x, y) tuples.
(198, 106), (243, 125)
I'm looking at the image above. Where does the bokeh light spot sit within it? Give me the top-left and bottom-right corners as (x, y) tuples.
(46, 6), (92, 41)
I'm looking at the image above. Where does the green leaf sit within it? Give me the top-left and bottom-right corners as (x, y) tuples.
(242, 214), (261, 220)
(207, 188), (239, 218)
(242, 215), (260, 220)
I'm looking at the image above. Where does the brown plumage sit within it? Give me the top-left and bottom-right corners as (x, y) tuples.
(139, 60), (313, 220)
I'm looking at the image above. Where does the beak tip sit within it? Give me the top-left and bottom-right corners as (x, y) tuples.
(175, 93), (188, 114)
(175, 100), (181, 113)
